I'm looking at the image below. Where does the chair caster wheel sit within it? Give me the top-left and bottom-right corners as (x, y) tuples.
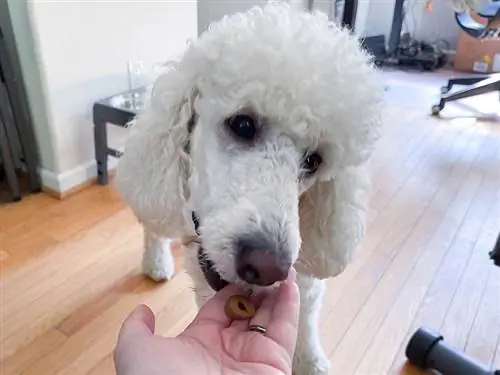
(440, 86), (450, 94)
(431, 105), (442, 116)
(406, 327), (443, 368)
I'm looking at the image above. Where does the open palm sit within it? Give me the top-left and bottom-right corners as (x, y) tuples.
(114, 273), (299, 375)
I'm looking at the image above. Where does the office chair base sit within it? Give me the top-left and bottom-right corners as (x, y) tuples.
(406, 327), (498, 375)
(431, 73), (500, 115)
(431, 103), (444, 116)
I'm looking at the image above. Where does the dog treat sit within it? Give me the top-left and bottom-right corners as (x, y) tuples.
(225, 295), (256, 320)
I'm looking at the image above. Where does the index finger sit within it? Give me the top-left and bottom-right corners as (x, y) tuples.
(265, 272), (300, 357)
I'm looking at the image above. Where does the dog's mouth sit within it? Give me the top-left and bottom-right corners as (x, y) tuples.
(197, 247), (229, 292)
(193, 211), (229, 292)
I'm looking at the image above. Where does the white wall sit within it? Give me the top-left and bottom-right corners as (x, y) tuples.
(198, 0), (268, 34)
(362, 0), (396, 39)
(198, 0), (313, 35)
(8, 0), (197, 192)
(407, 0), (460, 49)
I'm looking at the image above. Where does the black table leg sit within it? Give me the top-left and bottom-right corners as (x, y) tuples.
(94, 117), (108, 185)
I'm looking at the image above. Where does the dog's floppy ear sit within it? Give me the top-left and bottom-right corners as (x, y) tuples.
(114, 60), (199, 238)
(297, 165), (371, 279)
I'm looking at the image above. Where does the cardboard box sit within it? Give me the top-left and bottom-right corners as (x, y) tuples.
(454, 12), (500, 74)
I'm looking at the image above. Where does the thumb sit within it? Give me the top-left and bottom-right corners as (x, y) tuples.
(114, 305), (156, 374)
(118, 304), (156, 343)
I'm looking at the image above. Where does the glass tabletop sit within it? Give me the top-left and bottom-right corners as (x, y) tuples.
(96, 85), (152, 115)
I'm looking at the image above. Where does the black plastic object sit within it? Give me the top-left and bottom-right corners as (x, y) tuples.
(406, 327), (499, 375)
(490, 232), (500, 267)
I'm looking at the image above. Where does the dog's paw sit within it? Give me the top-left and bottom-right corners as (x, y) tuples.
(143, 262), (175, 282)
(293, 353), (331, 375)
(142, 237), (176, 282)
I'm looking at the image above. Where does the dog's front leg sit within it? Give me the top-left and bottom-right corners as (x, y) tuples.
(293, 274), (330, 375)
(141, 229), (176, 282)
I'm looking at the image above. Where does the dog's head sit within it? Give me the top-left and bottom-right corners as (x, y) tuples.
(115, 2), (383, 290)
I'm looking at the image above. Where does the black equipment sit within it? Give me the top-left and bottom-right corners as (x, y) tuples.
(0, 3), (42, 201)
(490, 231), (500, 267)
(406, 327), (500, 375)
(361, 0), (447, 71)
(382, 0), (447, 71)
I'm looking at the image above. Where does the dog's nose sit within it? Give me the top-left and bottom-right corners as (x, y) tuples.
(236, 238), (291, 286)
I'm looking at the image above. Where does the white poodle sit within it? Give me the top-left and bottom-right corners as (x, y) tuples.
(115, 2), (383, 374)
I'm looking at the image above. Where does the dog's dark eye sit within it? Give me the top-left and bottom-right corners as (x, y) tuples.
(302, 152), (322, 175)
(226, 115), (256, 141)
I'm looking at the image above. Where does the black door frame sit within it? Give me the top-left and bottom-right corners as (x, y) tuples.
(0, 0), (41, 193)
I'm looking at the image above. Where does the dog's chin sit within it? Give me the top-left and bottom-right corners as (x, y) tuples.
(197, 247), (230, 292)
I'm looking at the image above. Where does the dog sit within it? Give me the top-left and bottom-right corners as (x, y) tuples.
(114, 2), (383, 374)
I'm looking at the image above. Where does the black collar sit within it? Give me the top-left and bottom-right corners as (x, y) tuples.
(187, 114), (198, 232)
(193, 210), (230, 291)
(192, 211), (200, 235)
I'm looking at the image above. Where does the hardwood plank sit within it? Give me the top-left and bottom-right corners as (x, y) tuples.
(0, 329), (67, 375)
(321, 115), (467, 316)
(320, 114), (478, 357)
(464, 258), (500, 368)
(86, 355), (115, 375)
(0, 234), (60, 277)
(370, 114), (440, 180)
(21, 273), (191, 375)
(388, 200), (500, 370)
(329, 124), (489, 374)
(55, 271), (145, 336)
(1, 222), (141, 317)
(1, 239), (142, 360)
(0, 207), (123, 278)
(0, 187), (123, 278)
(56, 279), (198, 375)
(367, 117), (457, 227)
(494, 336), (500, 370)
(320, 113), (469, 312)
(362, 185), (499, 374)
(71, 306), (198, 375)
(353, 124), (500, 375)
(369, 110), (430, 174)
(0, 209), (139, 301)
(439, 208), (499, 351)
(367, 115), (443, 225)
(0, 193), (55, 233)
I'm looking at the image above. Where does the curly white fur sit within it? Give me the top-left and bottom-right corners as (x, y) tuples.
(115, 2), (383, 374)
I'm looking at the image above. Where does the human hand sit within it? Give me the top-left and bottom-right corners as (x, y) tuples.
(114, 269), (300, 375)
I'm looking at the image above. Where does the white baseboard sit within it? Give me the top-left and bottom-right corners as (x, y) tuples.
(39, 158), (119, 193)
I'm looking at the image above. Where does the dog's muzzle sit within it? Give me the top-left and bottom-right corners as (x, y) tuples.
(193, 212), (292, 291)
(193, 212), (229, 292)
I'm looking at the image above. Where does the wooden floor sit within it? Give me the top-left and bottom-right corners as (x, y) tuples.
(1, 98), (500, 374)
